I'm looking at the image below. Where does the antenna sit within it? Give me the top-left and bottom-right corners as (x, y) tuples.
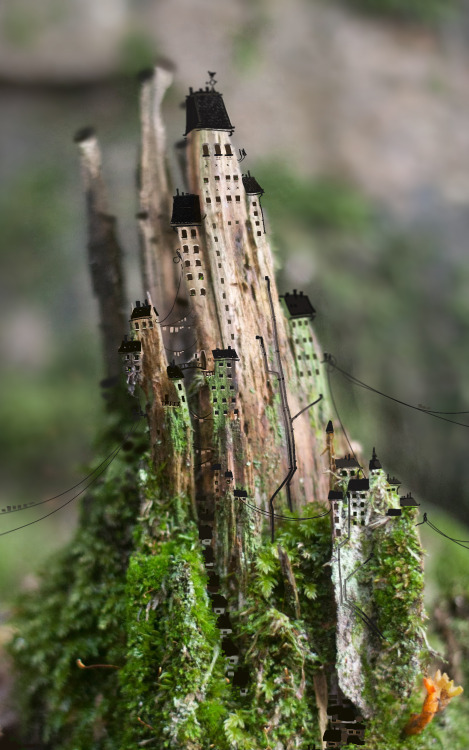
(206, 71), (217, 90)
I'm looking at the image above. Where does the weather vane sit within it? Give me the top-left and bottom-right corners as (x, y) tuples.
(207, 71), (217, 89)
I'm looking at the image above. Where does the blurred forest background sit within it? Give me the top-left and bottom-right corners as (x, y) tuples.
(1, 0), (469, 616)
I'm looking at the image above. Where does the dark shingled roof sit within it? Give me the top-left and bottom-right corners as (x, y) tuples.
(233, 489), (248, 498)
(167, 363), (184, 380)
(170, 192), (201, 225)
(242, 171), (264, 195)
(387, 474), (401, 486)
(211, 463), (222, 471)
(347, 478), (370, 492)
(212, 346), (239, 360)
(184, 87), (234, 135)
(323, 729), (343, 741)
(328, 490), (344, 500)
(335, 455), (360, 469)
(386, 508), (402, 517)
(281, 290), (316, 320)
(118, 338), (141, 353)
(400, 492), (420, 507)
(131, 299), (158, 319)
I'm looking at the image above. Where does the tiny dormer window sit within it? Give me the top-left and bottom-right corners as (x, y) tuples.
(181, 229), (187, 238)
(225, 144), (232, 155)
(203, 144), (209, 156)
(214, 144), (222, 156)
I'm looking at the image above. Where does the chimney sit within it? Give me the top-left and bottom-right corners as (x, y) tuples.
(136, 300), (141, 307)
(189, 87), (193, 94)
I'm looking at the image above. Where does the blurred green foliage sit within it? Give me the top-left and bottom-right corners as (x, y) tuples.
(341, 0), (461, 23)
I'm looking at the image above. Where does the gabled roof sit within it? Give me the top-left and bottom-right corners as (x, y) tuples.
(328, 490), (344, 500)
(212, 346), (239, 360)
(242, 171), (264, 195)
(400, 492), (420, 507)
(170, 192), (201, 225)
(184, 86), (234, 135)
(335, 454), (360, 469)
(347, 478), (370, 492)
(118, 338), (141, 353)
(280, 290), (316, 320)
(387, 474), (401, 486)
(131, 299), (158, 319)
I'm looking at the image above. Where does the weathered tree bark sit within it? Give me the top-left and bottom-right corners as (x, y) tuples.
(8, 67), (447, 750)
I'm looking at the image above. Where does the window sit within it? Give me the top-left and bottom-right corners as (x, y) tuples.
(191, 229), (197, 238)
(193, 245), (199, 253)
(181, 229), (187, 238)
(218, 263), (222, 268)
(135, 322), (139, 329)
(183, 245), (189, 253)
(149, 321), (153, 328)
(185, 260), (190, 267)
(234, 175), (239, 181)
(228, 221), (231, 225)
(235, 196), (240, 202)
(195, 259), (202, 266)
(253, 201), (257, 206)
(215, 175), (220, 181)
(142, 321), (146, 328)
(225, 144), (232, 155)
(212, 223), (216, 228)
(187, 273), (193, 280)
(255, 221), (260, 225)
(214, 144), (222, 155)
(198, 273), (204, 280)
(200, 288), (206, 296)
(190, 288), (196, 296)
(257, 231), (262, 236)
(214, 236), (218, 242)
(231, 334), (235, 340)
(206, 197), (211, 204)
(227, 195), (232, 202)
(125, 354), (130, 360)
(222, 293), (226, 299)
(216, 250), (220, 256)
(254, 211), (258, 216)
(203, 178), (209, 183)
(216, 196), (221, 203)
(221, 278), (224, 284)
(202, 144), (209, 156)
(225, 305), (229, 311)
(227, 318), (231, 324)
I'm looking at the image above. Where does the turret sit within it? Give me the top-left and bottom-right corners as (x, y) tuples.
(369, 447), (382, 473)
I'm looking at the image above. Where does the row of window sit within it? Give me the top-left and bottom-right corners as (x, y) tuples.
(183, 244), (199, 253)
(206, 196), (241, 204)
(204, 175), (239, 183)
(185, 260), (202, 266)
(187, 273), (204, 281)
(202, 144), (232, 156)
(180, 229), (197, 239)
(134, 320), (153, 329)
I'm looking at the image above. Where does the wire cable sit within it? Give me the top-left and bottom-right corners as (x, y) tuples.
(0, 420), (144, 537)
(327, 356), (469, 430)
(164, 339), (198, 355)
(326, 363), (366, 477)
(1, 417), (144, 516)
(291, 394), (323, 422)
(418, 512), (469, 550)
(158, 267), (184, 325)
(238, 496), (331, 522)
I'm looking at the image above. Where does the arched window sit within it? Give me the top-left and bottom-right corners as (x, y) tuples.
(185, 260), (190, 267)
(187, 273), (193, 280)
(190, 288), (196, 296)
(200, 288), (206, 296)
(202, 144), (209, 156)
(193, 245), (199, 253)
(198, 273), (204, 280)
(181, 229), (187, 238)
(195, 259), (202, 266)
(214, 143), (222, 156)
(191, 229), (197, 238)
(225, 144), (232, 156)
(183, 245), (189, 253)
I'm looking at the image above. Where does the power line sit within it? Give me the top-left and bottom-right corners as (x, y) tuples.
(2, 417), (144, 516)
(326, 355), (469, 430)
(418, 512), (469, 551)
(326, 362), (366, 478)
(237, 495), (331, 522)
(0, 420), (144, 538)
(158, 267), (184, 324)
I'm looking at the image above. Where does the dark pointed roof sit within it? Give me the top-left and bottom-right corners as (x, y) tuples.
(242, 171), (264, 195)
(118, 337), (141, 353)
(170, 191), (201, 226)
(184, 85), (234, 135)
(131, 298), (158, 319)
(347, 478), (370, 492)
(369, 447), (382, 471)
(326, 420), (334, 434)
(280, 290), (316, 320)
(167, 362), (184, 380)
